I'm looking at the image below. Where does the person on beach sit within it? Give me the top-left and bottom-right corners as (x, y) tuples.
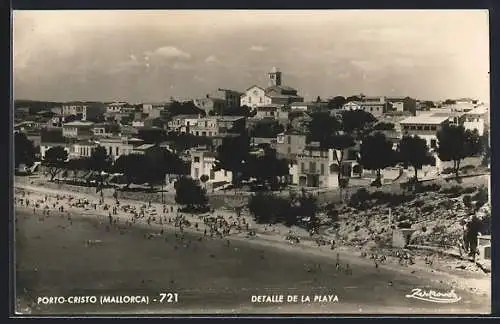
(466, 215), (481, 261)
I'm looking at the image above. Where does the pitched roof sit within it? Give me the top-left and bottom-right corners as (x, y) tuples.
(134, 144), (156, 150)
(244, 85), (266, 92)
(63, 121), (95, 127)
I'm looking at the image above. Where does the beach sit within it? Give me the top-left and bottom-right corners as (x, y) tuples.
(14, 183), (491, 315)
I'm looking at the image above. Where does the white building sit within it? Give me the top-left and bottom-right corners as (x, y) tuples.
(399, 115), (449, 149)
(106, 102), (129, 114)
(240, 67), (303, 109)
(240, 85), (273, 108)
(62, 121), (94, 138)
(62, 104), (105, 121)
(190, 148), (232, 184)
(342, 100), (386, 117)
(462, 105), (487, 136)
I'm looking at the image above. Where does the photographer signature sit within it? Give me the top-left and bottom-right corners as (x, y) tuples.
(405, 288), (461, 303)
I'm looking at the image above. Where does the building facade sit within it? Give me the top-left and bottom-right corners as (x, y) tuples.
(399, 115), (449, 149)
(62, 121), (94, 139)
(97, 137), (144, 161)
(240, 67), (304, 109)
(62, 104), (105, 121)
(190, 148), (232, 183)
(275, 132), (307, 158)
(253, 105), (289, 120)
(193, 97), (227, 116)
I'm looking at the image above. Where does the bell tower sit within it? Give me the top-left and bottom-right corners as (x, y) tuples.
(268, 66), (282, 87)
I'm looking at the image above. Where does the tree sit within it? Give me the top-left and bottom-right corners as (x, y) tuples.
(306, 112), (341, 145)
(214, 134), (250, 186)
(398, 135), (434, 181)
(66, 157), (90, 180)
(89, 146), (112, 173)
(360, 132), (396, 186)
(166, 132), (212, 154)
(224, 105), (253, 117)
(166, 101), (205, 118)
(174, 176), (208, 209)
(340, 110), (377, 138)
(113, 154), (149, 187)
(43, 146), (68, 180)
(373, 122), (395, 131)
(444, 99), (456, 105)
(346, 95), (362, 103)
(327, 96), (346, 110)
(290, 189), (319, 231)
(250, 120), (284, 138)
(245, 149), (289, 188)
(14, 132), (36, 168)
(248, 192), (292, 225)
(422, 101), (436, 109)
(329, 133), (356, 173)
(437, 124), (483, 177)
(316, 96), (322, 103)
(137, 128), (167, 144)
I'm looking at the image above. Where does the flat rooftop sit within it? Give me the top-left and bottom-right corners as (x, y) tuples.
(400, 115), (449, 125)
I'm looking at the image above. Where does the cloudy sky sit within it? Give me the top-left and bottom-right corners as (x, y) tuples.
(13, 10), (489, 103)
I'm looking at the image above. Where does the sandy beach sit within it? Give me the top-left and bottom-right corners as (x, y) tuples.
(14, 182), (491, 314)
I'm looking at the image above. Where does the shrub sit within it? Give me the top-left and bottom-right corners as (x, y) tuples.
(398, 221), (412, 229)
(462, 195), (473, 209)
(413, 199), (425, 208)
(462, 186), (476, 194)
(441, 167), (454, 175)
(349, 188), (370, 209)
(421, 204), (434, 214)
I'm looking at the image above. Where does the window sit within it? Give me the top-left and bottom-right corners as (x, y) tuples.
(208, 131), (212, 136)
(115, 147), (119, 156)
(417, 126), (423, 131)
(224, 170), (227, 177)
(259, 97), (263, 103)
(309, 161), (316, 173)
(430, 126), (437, 131)
(301, 162), (305, 173)
(370, 107), (373, 111)
(194, 156), (200, 163)
(287, 136), (291, 144)
(109, 146), (112, 155)
(423, 126), (430, 131)
(194, 168), (199, 178)
(431, 139), (437, 148)
(287, 146), (291, 154)
(210, 169), (215, 180)
(320, 163), (325, 175)
(270, 111), (274, 116)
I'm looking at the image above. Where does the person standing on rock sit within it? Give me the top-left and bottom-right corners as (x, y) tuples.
(467, 215), (481, 261)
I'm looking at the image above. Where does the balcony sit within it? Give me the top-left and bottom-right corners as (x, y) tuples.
(300, 168), (321, 175)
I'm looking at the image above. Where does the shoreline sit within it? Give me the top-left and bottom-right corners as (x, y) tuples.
(14, 183), (491, 299)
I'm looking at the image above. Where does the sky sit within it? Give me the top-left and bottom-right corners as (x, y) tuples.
(13, 10), (490, 104)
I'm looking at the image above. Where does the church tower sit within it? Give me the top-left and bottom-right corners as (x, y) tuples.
(268, 66), (282, 87)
